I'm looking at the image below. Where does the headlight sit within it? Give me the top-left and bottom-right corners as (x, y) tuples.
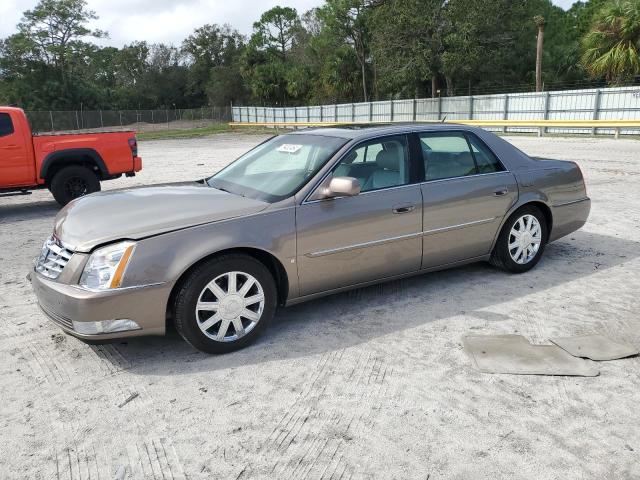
(79, 241), (136, 290)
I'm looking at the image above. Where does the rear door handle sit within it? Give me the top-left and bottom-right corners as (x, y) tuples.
(392, 204), (415, 214)
(493, 189), (508, 197)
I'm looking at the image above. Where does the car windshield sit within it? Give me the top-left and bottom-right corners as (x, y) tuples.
(207, 134), (347, 202)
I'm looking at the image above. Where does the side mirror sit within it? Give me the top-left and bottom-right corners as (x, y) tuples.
(322, 176), (361, 199)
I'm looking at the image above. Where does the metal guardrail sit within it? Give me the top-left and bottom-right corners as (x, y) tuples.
(229, 119), (640, 138)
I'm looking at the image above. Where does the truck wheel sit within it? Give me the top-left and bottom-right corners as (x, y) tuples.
(50, 166), (101, 206)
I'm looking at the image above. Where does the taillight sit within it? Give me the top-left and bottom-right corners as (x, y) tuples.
(128, 138), (138, 157)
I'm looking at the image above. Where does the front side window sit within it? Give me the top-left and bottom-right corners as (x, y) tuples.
(208, 134), (347, 202)
(0, 113), (14, 137)
(332, 135), (410, 192)
(420, 133), (477, 181)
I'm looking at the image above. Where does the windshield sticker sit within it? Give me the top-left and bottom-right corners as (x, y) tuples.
(277, 144), (303, 154)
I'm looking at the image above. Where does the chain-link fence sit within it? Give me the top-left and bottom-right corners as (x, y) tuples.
(233, 86), (640, 136)
(25, 106), (232, 134)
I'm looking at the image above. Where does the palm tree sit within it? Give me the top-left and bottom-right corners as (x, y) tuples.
(581, 0), (640, 84)
(534, 15), (545, 92)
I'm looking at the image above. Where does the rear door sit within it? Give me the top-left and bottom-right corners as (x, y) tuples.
(0, 112), (34, 187)
(419, 131), (518, 268)
(296, 134), (423, 296)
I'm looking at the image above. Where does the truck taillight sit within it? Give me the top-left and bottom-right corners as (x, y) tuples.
(128, 138), (138, 157)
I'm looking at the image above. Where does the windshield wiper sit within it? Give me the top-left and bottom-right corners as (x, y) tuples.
(214, 185), (245, 197)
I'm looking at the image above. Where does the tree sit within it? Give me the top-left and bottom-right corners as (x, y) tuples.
(535, 15), (546, 91)
(17, 0), (106, 101)
(182, 24), (245, 104)
(581, 0), (640, 84)
(319, 0), (373, 101)
(243, 7), (304, 105)
(251, 7), (301, 58)
(371, 0), (445, 98)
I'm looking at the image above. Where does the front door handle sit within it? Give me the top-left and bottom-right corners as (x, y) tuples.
(493, 188), (508, 197)
(392, 204), (415, 214)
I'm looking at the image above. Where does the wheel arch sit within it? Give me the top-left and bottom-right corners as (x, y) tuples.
(491, 198), (554, 252)
(41, 148), (108, 184)
(165, 246), (290, 326)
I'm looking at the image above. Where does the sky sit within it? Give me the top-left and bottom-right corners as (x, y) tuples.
(0, 0), (578, 48)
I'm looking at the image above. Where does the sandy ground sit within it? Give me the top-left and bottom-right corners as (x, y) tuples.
(1, 133), (639, 480)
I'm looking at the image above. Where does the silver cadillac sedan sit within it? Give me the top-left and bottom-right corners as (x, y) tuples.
(30, 124), (590, 353)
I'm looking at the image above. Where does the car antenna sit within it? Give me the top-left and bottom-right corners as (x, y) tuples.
(441, 115), (448, 123)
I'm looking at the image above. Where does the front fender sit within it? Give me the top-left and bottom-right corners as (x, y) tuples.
(121, 207), (298, 298)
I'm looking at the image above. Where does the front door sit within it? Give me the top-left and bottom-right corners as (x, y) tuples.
(418, 131), (518, 268)
(296, 134), (423, 296)
(0, 112), (33, 187)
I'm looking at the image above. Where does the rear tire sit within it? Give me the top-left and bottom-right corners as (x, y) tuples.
(172, 254), (277, 354)
(50, 165), (101, 206)
(490, 205), (548, 273)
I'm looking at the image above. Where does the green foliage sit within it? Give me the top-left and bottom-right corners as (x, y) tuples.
(581, 0), (640, 83)
(0, 0), (634, 112)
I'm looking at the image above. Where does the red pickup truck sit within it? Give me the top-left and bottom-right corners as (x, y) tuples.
(0, 106), (142, 205)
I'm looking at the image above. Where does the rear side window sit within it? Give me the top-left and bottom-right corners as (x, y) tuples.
(420, 133), (477, 181)
(467, 134), (505, 173)
(0, 113), (14, 137)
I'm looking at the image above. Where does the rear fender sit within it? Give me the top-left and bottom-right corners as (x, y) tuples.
(488, 191), (552, 252)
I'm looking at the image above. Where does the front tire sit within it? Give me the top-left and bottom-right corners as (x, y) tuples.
(172, 254), (277, 354)
(490, 205), (548, 273)
(50, 165), (101, 206)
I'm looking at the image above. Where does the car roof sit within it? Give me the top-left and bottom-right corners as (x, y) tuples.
(287, 122), (483, 140)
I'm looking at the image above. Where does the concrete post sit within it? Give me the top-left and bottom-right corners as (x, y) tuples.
(592, 89), (601, 136)
(543, 91), (551, 134)
(502, 95), (509, 133)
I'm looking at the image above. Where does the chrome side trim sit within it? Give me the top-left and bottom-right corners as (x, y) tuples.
(420, 170), (511, 186)
(305, 217), (497, 257)
(422, 217), (497, 236)
(552, 197), (590, 208)
(306, 231), (423, 257)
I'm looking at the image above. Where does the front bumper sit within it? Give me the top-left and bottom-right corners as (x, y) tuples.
(29, 269), (169, 340)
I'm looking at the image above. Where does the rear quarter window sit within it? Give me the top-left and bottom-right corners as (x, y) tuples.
(0, 113), (14, 137)
(467, 134), (505, 173)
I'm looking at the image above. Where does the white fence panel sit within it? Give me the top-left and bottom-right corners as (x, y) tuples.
(231, 85), (640, 135)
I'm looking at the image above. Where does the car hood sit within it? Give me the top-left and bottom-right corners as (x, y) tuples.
(54, 183), (269, 252)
